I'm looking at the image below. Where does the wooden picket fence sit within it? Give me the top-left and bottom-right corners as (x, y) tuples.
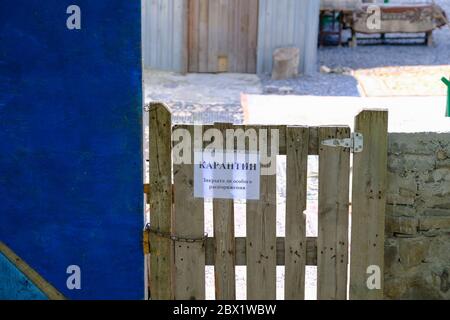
(144, 103), (388, 300)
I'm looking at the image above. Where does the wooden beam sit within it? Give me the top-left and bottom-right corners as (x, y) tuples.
(172, 124), (320, 155)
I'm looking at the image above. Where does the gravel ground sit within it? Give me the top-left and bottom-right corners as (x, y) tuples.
(156, 102), (243, 124)
(261, 73), (361, 96)
(144, 71), (260, 124)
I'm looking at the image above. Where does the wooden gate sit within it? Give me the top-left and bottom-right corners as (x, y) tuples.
(188, 0), (259, 73)
(145, 103), (388, 300)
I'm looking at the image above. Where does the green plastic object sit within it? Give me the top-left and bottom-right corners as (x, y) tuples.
(442, 77), (450, 117)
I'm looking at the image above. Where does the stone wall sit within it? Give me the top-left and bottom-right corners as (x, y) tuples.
(385, 132), (450, 299)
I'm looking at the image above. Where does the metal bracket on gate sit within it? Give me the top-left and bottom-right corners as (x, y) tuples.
(321, 132), (364, 153)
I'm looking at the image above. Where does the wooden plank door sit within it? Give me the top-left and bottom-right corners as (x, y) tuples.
(188, 0), (259, 73)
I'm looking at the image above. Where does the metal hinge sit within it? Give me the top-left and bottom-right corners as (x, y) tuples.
(321, 132), (364, 153)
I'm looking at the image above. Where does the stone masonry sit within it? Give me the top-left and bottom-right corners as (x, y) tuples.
(385, 132), (450, 299)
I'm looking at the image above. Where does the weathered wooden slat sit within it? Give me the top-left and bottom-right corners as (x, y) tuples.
(173, 124), (320, 156)
(149, 103), (173, 300)
(205, 237), (317, 266)
(317, 126), (351, 300)
(285, 126), (309, 300)
(246, 127), (277, 300)
(207, 0), (219, 71)
(350, 110), (388, 300)
(308, 127), (319, 155)
(212, 201), (235, 300)
(212, 123), (236, 300)
(173, 125), (205, 300)
(175, 125), (277, 155)
(144, 183), (150, 205)
(144, 184), (175, 206)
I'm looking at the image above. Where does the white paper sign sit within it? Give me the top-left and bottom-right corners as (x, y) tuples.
(194, 150), (260, 200)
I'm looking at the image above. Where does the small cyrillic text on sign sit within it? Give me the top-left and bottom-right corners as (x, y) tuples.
(194, 151), (260, 200)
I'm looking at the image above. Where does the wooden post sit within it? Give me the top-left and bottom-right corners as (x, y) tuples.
(148, 103), (173, 300)
(350, 29), (358, 48)
(285, 126), (309, 300)
(350, 110), (388, 300)
(317, 126), (351, 300)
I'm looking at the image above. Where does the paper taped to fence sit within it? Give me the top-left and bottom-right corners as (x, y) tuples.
(194, 151), (260, 200)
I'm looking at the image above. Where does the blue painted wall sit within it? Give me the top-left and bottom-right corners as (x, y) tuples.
(0, 1), (144, 299)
